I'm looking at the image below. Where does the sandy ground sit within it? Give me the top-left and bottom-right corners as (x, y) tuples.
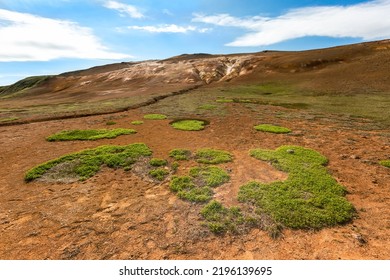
(0, 103), (389, 260)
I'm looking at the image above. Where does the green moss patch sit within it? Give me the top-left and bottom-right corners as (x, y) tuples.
(25, 143), (152, 182)
(143, 114), (167, 120)
(200, 201), (245, 234)
(254, 124), (291, 134)
(170, 119), (208, 131)
(195, 148), (233, 164)
(170, 166), (229, 203)
(238, 145), (355, 229)
(149, 158), (167, 167)
(131, 120), (144, 125)
(46, 128), (136, 141)
(379, 160), (390, 168)
(169, 149), (191, 160)
(215, 98), (234, 103)
(149, 168), (169, 181)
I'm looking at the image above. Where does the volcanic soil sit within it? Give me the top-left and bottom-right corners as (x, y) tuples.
(0, 101), (389, 260)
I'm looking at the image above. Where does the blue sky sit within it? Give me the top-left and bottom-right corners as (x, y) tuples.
(1, 0), (390, 85)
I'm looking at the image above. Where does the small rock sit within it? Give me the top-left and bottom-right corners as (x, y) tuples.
(340, 154), (348, 160)
(350, 155), (361, 159)
(352, 233), (367, 245)
(286, 149), (295, 154)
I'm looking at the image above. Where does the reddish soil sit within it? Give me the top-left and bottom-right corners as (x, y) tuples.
(0, 103), (389, 260)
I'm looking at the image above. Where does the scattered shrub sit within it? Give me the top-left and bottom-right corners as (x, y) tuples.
(149, 158), (168, 167)
(149, 168), (169, 181)
(379, 160), (390, 168)
(131, 120), (144, 125)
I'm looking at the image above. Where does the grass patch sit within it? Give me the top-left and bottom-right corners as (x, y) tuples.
(131, 120), (144, 125)
(169, 166), (229, 203)
(169, 149), (191, 160)
(195, 148), (233, 164)
(170, 119), (207, 131)
(46, 128), (136, 141)
(149, 158), (167, 167)
(238, 145), (355, 229)
(143, 114), (167, 120)
(106, 121), (116, 125)
(198, 104), (217, 110)
(0, 117), (18, 122)
(254, 124), (291, 134)
(379, 160), (390, 168)
(200, 200), (245, 234)
(25, 143), (152, 182)
(149, 168), (169, 181)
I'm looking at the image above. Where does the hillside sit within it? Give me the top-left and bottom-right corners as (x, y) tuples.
(1, 39), (390, 125)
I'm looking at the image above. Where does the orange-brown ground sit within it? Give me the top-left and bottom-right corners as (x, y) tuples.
(1, 103), (389, 260)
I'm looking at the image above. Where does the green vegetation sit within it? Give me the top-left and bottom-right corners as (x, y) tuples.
(143, 114), (167, 120)
(254, 124), (291, 134)
(198, 104), (217, 110)
(170, 166), (229, 203)
(105, 121), (116, 125)
(171, 162), (179, 172)
(0, 117), (18, 122)
(195, 148), (233, 164)
(149, 158), (167, 167)
(25, 143), (152, 182)
(131, 120), (144, 125)
(46, 128), (136, 141)
(171, 119), (207, 131)
(238, 145), (355, 229)
(169, 149), (191, 160)
(200, 201), (245, 234)
(379, 160), (390, 168)
(0, 75), (52, 97)
(149, 168), (169, 181)
(189, 166), (230, 187)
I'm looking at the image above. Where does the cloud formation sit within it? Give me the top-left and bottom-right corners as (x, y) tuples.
(127, 24), (210, 33)
(193, 0), (390, 46)
(0, 8), (131, 62)
(103, 0), (144, 18)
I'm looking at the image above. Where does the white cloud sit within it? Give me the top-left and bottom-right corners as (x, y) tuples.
(193, 0), (390, 47)
(127, 24), (210, 33)
(0, 8), (131, 62)
(103, 0), (144, 18)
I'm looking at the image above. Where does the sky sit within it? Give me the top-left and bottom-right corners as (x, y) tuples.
(1, 0), (390, 85)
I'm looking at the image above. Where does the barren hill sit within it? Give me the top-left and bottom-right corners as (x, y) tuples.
(1, 39), (390, 125)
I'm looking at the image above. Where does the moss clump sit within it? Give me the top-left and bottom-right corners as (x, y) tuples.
(198, 104), (217, 110)
(25, 143), (152, 182)
(169, 166), (229, 203)
(169, 149), (191, 160)
(131, 120), (144, 125)
(171, 120), (206, 131)
(46, 128), (136, 141)
(149, 158), (167, 167)
(238, 145), (355, 229)
(254, 124), (291, 134)
(200, 201), (245, 234)
(149, 168), (169, 181)
(143, 114), (167, 120)
(379, 160), (390, 168)
(195, 148), (233, 164)
(189, 166), (230, 187)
